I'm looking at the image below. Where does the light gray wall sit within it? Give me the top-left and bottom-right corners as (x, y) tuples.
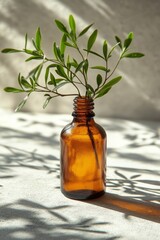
(0, 0), (160, 120)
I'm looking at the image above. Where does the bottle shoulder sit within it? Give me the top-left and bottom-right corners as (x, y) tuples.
(61, 120), (106, 138)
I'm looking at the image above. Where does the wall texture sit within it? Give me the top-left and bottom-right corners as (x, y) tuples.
(0, 0), (160, 120)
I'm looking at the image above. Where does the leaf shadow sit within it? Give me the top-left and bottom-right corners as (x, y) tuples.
(0, 199), (115, 240)
(0, 144), (60, 178)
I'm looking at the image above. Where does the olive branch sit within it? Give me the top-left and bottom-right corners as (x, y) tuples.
(1, 15), (144, 111)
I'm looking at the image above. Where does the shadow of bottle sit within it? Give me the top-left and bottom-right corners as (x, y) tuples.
(86, 192), (160, 223)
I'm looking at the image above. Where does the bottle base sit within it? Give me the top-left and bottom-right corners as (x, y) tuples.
(61, 189), (105, 200)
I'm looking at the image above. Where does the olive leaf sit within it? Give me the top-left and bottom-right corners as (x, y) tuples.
(60, 34), (67, 55)
(49, 73), (56, 86)
(108, 42), (120, 58)
(63, 42), (75, 48)
(122, 52), (145, 58)
(56, 65), (68, 79)
(83, 49), (104, 59)
(15, 94), (30, 112)
(25, 56), (43, 62)
(96, 74), (102, 87)
(69, 15), (76, 35)
(86, 84), (95, 95)
(115, 36), (122, 50)
(4, 87), (25, 93)
(21, 77), (32, 89)
(124, 32), (134, 49)
(53, 81), (69, 91)
(1, 48), (22, 53)
(75, 60), (86, 73)
(55, 20), (68, 33)
(103, 40), (108, 59)
(24, 33), (28, 49)
(35, 27), (41, 50)
(78, 23), (93, 37)
(95, 87), (111, 99)
(95, 76), (122, 98)
(87, 29), (98, 52)
(43, 96), (52, 109)
(83, 59), (89, 74)
(91, 66), (109, 72)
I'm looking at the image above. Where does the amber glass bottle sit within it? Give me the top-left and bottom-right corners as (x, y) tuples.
(60, 96), (106, 200)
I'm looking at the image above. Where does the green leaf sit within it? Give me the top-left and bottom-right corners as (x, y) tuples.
(24, 49), (39, 56)
(53, 43), (62, 60)
(95, 87), (112, 99)
(35, 27), (41, 50)
(87, 84), (95, 95)
(49, 73), (56, 86)
(15, 94), (30, 112)
(56, 65), (68, 79)
(83, 59), (89, 74)
(91, 66), (110, 72)
(43, 96), (51, 109)
(108, 42), (120, 58)
(83, 49), (104, 59)
(45, 67), (50, 85)
(27, 64), (42, 78)
(122, 52), (145, 58)
(55, 20), (68, 33)
(75, 60), (85, 73)
(53, 42), (58, 59)
(70, 59), (78, 68)
(103, 40), (108, 59)
(66, 55), (71, 75)
(18, 73), (23, 89)
(95, 76), (122, 98)
(102, 76), (122, 89)
(69, 15), (76, 35)
(32, 38), (38, 50)
(25, 56), (43, 62)
(45, 64), (57, 86)
(29, 77), (35, 88)
(55, 78), (66, 84)
(124, 32), (134, 49)
(4, 87), (24, 93)
(21, 77), (32, 89)
(35, 64), (43, 81)
(60, 34), (67, 55)
(25, 33), (28, 49)
(87, 29), (98, 52)
(115, 36), (122, 50)
(96, 74), (102, 87)
(53, 81), (68, 91)
(1, 48), (22, 53)
(78, 23), (93, 37)
(63, 42), (75, 48)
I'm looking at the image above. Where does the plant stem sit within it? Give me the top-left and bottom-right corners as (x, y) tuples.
(35, 86), (78, 97)
(86, 119), (99, 168)
(106, 56), (121, 81)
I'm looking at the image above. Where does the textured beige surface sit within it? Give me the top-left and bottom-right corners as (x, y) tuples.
(0, 0), (160, 120)
(0, 110), (160, 239)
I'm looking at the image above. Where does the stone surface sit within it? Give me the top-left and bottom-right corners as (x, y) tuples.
(0, 109), (160, 240)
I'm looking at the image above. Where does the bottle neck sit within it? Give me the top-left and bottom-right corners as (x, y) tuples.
(72, 96), (95, 121)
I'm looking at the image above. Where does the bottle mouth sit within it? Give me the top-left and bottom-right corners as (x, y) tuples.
(72, 96), (95, 117)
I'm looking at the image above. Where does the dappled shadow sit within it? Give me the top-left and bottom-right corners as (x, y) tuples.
(0, 144), (60, 179)
(0, 126), (59, 147)
(107, 170), (160, 203)
(0, 114), (62, 178)
(87, 192), (160, 223)
(0, 199), (115, 240)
